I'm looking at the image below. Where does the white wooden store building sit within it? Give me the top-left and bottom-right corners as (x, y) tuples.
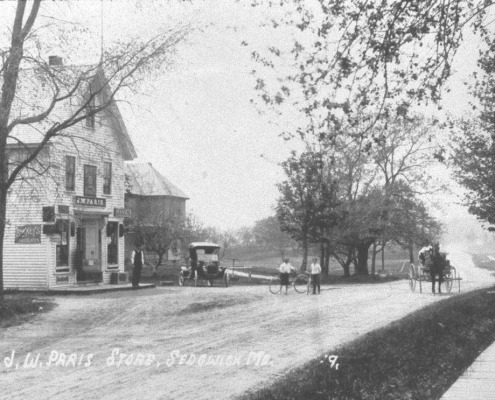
(4, 67), (137, 290)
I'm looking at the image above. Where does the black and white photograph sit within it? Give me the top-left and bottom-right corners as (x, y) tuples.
(1, 1), (495, 399)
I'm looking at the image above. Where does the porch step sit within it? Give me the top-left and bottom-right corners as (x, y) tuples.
(75, 280), (103, 286)
(160, 281), (174, 286)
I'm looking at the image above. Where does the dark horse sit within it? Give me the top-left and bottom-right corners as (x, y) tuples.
(429, 243), (446, 294)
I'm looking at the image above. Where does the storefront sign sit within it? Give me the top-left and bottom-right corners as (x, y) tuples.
(114, 208), (132, 218)
(15, 225), (41, 244)
(74, 196), (106, 207)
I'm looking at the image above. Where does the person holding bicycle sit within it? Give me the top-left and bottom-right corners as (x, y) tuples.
(279, 258), (295, 295)
(309, 257), (321, 294)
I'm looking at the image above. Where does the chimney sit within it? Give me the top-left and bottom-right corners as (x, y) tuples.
(48, 55), (63, 66)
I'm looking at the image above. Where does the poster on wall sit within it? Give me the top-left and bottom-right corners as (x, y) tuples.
(15, 224), (41, 244)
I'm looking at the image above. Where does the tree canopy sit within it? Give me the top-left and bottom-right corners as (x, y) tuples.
(248, 0), (494, 143)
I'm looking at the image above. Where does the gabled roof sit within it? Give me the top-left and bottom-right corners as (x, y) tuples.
(5, 66), (137, 160)
(125, 161), (189, 199)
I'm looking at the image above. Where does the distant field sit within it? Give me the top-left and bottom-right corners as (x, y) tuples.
(136, 248), (410, 284)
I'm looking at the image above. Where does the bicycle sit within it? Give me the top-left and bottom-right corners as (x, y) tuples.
(269, 272), (311, 294)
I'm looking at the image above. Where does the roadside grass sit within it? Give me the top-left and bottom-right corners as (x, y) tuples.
(238, 286), (495, 400)
(0, 293), (57, 328)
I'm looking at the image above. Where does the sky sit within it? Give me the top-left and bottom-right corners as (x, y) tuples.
(0, 0), (492, 236)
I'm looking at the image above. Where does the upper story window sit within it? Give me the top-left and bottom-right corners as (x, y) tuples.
(85, 89), (96, 129)
(103, 162), (112, 195)
(65, 155), (75, 191)
(83, 164), (97, 197)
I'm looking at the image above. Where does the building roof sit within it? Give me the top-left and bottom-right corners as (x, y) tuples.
(5, 66), (137, 160)
(189, 242), (221, 248)
(125, 162), (189, 199)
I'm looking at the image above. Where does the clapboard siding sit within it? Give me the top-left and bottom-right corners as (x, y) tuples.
(5, 100), (130, 289)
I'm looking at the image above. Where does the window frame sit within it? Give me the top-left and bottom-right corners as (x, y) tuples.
(103, 161), (112, 195)
(85, 89), (96, 129)
(65, 155), (76, 192)
(83, 164), (97, 197)
(56, 219), (70, 272)
(107, 221), (119, 265)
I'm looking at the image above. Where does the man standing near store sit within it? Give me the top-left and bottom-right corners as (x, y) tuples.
(131, 243), (145, 288)
(309, 257), (321, 294)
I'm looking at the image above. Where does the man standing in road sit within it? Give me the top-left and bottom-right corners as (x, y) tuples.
(309, 257), (321, 294)
(279, 258), (295, 295)
(131, 243), (145, 288)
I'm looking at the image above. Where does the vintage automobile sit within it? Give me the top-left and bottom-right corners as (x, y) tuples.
(178, 242), (229, 287)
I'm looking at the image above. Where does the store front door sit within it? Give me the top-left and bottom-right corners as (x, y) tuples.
(76, 218), (103, 282)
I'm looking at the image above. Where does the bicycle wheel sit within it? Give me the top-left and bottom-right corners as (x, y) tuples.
(293, 274), (309, 294)
(269, 276), (281, 294)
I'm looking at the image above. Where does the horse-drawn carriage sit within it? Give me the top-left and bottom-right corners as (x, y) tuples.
(178, 242), (229, 287)
(408, 251), (461, 293)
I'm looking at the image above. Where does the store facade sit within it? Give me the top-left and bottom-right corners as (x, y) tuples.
(3, 74), (136, 290)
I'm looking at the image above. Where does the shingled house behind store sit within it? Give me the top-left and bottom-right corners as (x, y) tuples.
(124, 162), (189, 265)
(4, 58), (137, 289)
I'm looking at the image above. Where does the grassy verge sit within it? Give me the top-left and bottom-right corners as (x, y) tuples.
(0, 293), (57, 328)
(238, 286), (495, 400)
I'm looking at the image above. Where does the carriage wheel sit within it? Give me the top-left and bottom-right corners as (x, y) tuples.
(408, 265), (416, 292)
(224, 271), (230, 287)
(293, 274), (310, 294)
(269, 276), (281, 294)
(178, 271), (185, 286)
(451, 267), (460, 293)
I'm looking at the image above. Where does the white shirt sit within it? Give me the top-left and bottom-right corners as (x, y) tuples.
(309, 262), (321, 275)
(131, 250), (145, 265)
(279, 262), (293, 274)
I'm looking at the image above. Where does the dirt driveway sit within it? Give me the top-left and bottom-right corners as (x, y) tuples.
(1, 250), (494, 400)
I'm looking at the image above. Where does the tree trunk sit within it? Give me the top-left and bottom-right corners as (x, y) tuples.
(0, 191), (6, 304)
(301, 233), (309, 272)
(342, 259), (351, 277)
(355, 242), (371, 275)
(320, 242), (327, 275)
(0, 131), (7, 304)
(371, 242), (377, 275)
(408, 241), (414, 263)
(381, 242), (385, 271)
(324, 244), (330, 276)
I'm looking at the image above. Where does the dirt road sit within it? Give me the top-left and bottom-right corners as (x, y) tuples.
(1, 250), (494, 400)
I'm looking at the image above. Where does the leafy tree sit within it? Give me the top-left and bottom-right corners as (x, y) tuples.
(131, 216), (184, 274)
(276, 150), (340, 271)
(306, 117), (443, 276)
(248, 0), (493, 141)
(450, 32), (495, 228)
(0, 0), (188, 301)
(450, 119), (495, 227)
(368, 117), (445, 269)
(377, 182), (443, 263)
